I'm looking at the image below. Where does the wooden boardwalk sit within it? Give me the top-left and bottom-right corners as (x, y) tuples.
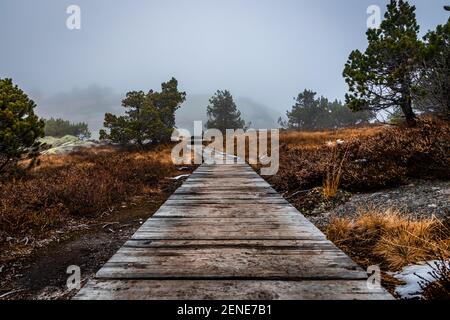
(75, 161), (391, 300)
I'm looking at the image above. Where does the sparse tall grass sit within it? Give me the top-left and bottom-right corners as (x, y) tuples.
(323, 144), (348, 199)
(327, 207), (450, 271)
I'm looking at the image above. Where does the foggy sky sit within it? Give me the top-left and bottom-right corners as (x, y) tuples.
(0, 0), (448, 135)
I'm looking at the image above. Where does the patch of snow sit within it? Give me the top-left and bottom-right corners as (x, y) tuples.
(171, 174), (190, 180)
(390, 260), (449, 299)
(325, 139), (345, 147)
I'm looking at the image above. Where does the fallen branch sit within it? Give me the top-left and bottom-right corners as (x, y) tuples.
(102, 222), (119, 229)
(286, 189), (313, 199)
(0, 289), (25, 299)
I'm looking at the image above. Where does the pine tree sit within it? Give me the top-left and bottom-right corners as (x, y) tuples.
(100, 77), (186, 146)
(416, 17), (449, 118)
(343, 0), (423, 126)
(284, 89), (373, 130)
(44, 118), (91, 139)
(286, 90), (318, 130)
(205, 90), (246, 133)
(0, 78), (44, 173)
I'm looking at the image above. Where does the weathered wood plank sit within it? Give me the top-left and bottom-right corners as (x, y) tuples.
(122, 239), (338, 249)
(139, 217), (311, 226)
(174, 188), (279, 194)
(74, 279), (392, 300)
(164, 199), (289, 205)
(132, 219), (325, 240)
(168, 194), (282, 200)
(170, 194), (281, 199)
(96, 246), (366, 280)
(152, 205), (301, 218)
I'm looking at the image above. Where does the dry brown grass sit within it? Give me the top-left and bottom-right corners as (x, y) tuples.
(268, 118), (450, 193)
(0, 144), (185, 248)
(327, 207), (450, 271)
(323, 145), (348, 199)
(280, 125), (384, 150)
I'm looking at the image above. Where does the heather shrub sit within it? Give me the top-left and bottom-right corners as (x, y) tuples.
(270, 118), (449, 192)
(0, 146), (178, 246)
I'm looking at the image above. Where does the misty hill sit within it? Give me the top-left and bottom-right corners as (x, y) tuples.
(176, 94), (279, 132)
(35, 88), (279, 139)
(34, 86), (122, 140)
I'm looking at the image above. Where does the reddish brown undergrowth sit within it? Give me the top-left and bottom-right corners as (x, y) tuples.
(268, 118), (450, 193)
(0, 145), (181, 247)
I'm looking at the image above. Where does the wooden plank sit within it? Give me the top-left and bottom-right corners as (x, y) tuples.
(139, 217), (311, 226)
(164, 199), (289, 205)
(132, 218), (325, 240)
(179, 184), (272, 188)
(186, 176), (266, 180)
(122, 239), (337, 249)
(152, 205), (302, 218)
(74, 279), (392, 300)
(190, 171), (259, 175)
(136, 216), (320, 231)
(168, 194), (283, 200)
(174, 187), (279, 193)
(153, 202), (297, 209)
(132, 232), (325, 240)
(96, 246), (366, 280)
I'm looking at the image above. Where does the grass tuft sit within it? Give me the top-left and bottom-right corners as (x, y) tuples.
(327, 207), (450, 271)
(323, 144), (348, 199)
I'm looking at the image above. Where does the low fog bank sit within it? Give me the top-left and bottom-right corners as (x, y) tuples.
(33, 86), (122, 139)
(176, 94), (279, 133)
(33, 87), (279, 139)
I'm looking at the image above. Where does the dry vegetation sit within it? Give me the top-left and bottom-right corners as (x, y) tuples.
(267, 118), (450, 193)
(278, 125), (385, 150)
(1, 117), (449, 299)
(0, 145), (185, 251)
(322, 145), (348, 199)
(326, 207), (450, 298)
(259, 117), (450, 298)
(327, 208), (450, 271)
(420, 259), (450, 300)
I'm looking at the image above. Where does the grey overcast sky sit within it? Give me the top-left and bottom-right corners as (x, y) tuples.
(0, 0), (448, 132)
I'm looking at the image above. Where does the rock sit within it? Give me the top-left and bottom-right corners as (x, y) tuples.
(39, 135), (102, 155)
(324, 179), (450, 222)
